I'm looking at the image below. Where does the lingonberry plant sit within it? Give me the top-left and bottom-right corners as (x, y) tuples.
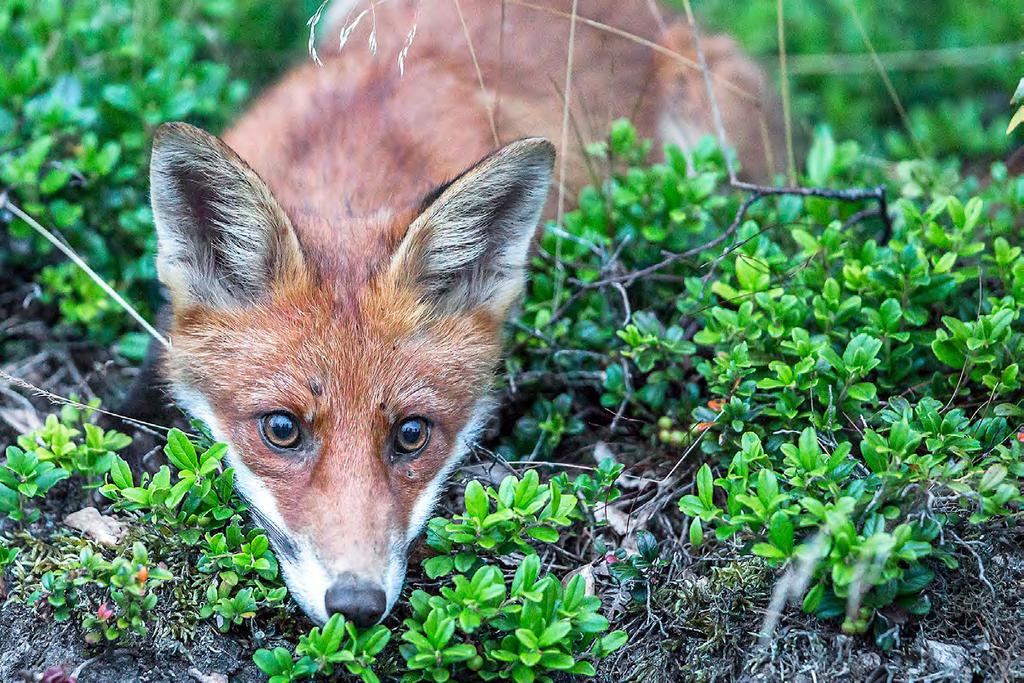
(502, 120), (1024, 647)
(2, 115), (1023, 677)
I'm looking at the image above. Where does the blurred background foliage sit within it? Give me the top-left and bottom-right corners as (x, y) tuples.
(0, 0), (1021, 347)
(693, 0), (1023, 159)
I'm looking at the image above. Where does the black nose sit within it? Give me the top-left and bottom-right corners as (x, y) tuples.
(324, 573), (387, 627)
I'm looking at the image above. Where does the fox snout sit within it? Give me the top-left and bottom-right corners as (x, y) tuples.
(325, 572), (388, 627)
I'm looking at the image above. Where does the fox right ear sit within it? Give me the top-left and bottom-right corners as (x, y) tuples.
(389, 138), (555, 319)
(149, 122), (304, 310)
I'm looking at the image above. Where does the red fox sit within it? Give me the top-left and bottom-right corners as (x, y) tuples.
(144, 0), (779, 626)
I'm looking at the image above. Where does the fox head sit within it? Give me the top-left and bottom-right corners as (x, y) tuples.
(148, 123), (554, 625)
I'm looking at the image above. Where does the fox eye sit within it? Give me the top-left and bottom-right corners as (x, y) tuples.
(260, 412), (301, 449)
(394, 417), (430, 455)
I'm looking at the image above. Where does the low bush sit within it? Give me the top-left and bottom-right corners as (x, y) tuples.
(502, 120), (1024, 644)
(0, 0), (311, 347)
(1, 410), (289, 642)
(3, 121), (1022, 677)
(1, 410), (626, 682)
(2, 1), (1023, 678)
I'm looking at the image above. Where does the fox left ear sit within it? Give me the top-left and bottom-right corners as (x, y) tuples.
(390, 138), (555, 318)
(149, 122), (305, 310)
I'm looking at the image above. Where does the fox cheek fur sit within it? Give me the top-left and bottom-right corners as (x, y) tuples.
(148, 121), (554, 625)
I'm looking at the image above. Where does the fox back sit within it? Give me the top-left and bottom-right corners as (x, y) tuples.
(148, 0), (779, 625)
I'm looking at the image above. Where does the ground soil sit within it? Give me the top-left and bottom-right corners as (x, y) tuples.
(3, 502), (1022, 682)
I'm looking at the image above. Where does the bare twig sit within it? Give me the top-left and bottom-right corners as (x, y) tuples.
(672, 0), (894, 241)
(550, 0), (580, 314)
(680, 0), (735, 183)
(732, 182), (892, 242)
(841, 205), (882, 231)
(573, 181), (890, 298)
(555, 0), (580, 226)
(0, 370), (174, 437)
(946, 528), (996, 597)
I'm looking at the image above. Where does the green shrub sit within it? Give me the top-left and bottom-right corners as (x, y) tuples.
(1, 413), (627, 681)
(1, 419), (289, 643)
(422, 470), (578, 579)
(3, 0), (1023, 672)
(504, 120), (1024, 646)
(254, 614), (390, 683)
(77, 542), (175, 643)
(399, 554), (625, 683)
(254, 468), (627, 683)
(0, 446), (69, 523)
(0, 0), (310, 344)
(689, 0), (1020, 158)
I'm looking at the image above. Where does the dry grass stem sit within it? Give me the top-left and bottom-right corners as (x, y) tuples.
(842, 0), (926, 158)
(775, 0), (797, 185)
(452, 0), (500, 147)
(0, 193), (169, 348)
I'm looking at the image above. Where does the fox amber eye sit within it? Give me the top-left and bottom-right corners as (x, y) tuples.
(260, 412), (301, 449)
(395, 417), (430, 455)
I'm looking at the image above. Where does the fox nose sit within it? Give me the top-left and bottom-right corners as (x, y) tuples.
(324, 573), (387, 627)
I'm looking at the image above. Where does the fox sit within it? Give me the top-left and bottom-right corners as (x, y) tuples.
(139, 0), (780, 626)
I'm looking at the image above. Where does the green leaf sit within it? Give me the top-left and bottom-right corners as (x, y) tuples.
(0, 484), (17, 513)
(806, 125), (836, 185)
(538, 651), (575, 670)
(526, 526), (559, 543)
(515, 628), (538, 650)
(1009, 106), (1024, 134)
(362, 625), (391, 655)
(253, 648), (290, 674)
(735, 254), (769, 291)
(768, 511), (794, 555)
(538, 620), (571, 647)
(931, 337), (966, 369)
(696, 463), (714, 509)
(109, 456), (133, 489)
(423, 555), (455, 579)
(463, 480), (488, 520)
(752, 543), (786, 560)
(511, 663), (535, 683)
(689, 518), (704, 547)
(979, 464), (1007, 492)
(846, 382), (876, 402)
(802, 584), (824, 613)
(165, 429), (199, 473)
(599, 630), (628, 654)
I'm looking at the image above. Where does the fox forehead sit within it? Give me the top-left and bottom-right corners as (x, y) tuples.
(170, 266), (501, 403)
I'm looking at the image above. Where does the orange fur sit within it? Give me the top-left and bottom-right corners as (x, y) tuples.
(152, 0), (780, 622)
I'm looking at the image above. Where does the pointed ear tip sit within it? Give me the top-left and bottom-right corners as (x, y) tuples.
(152, 122), (212, 152)
(507, 137), (556, 166)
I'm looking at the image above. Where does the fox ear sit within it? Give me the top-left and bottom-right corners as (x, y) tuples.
(391, 138), (555, 318)
(149, 122), (304, 309)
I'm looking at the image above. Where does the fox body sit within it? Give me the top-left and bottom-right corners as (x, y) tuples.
(147, 0), (778, 625)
